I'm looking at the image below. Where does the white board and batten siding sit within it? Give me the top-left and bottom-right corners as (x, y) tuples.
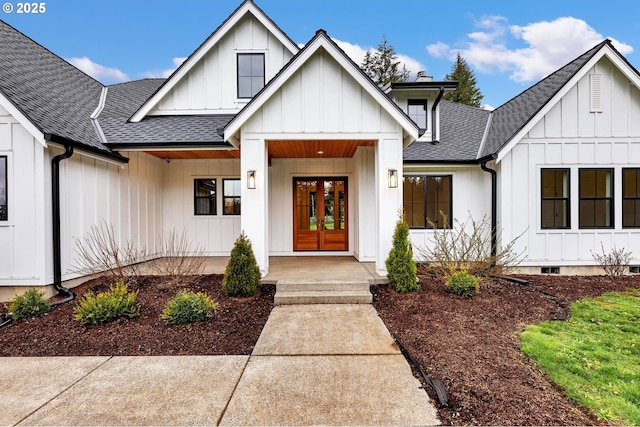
(499, 58), (640, 267)
(150, 13), (294, 115)
(162, 158), (242, 255)
(0, 103), (47, 289)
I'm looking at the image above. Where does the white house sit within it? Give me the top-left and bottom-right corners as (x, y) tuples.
(1, 0), (639, 300)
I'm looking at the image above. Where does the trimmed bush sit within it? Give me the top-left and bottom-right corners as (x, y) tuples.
(7, 288), (51, 320)
(445, 267), (480, 297)
(385, 215), (419, 293)
(73, 280), (140, 325)
(223, 232), (261, 297)
(161, 290), (218, 326)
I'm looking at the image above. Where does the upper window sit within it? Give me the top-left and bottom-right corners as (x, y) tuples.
(237, 53), (265, 98)
(541, 169), (570, 229)
(223, 179), (241, 215)
(403, 175), (451, 229)
(194, 179), (216, 216)
(407, 100), (427, 130)
(623, 168), (640, 228)
(0, 156), (6, 221)
(579, 169), (613, 228)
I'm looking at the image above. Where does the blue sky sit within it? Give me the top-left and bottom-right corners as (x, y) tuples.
(2, 0), (638, 108)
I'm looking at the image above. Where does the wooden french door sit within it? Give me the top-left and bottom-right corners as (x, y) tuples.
(294, 178), (348, 251)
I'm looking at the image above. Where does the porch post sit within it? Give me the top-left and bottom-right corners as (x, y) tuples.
(375, 137), (403, 276)
(240, 137), (269, 276)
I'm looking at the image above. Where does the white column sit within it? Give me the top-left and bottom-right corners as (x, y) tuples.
(240, 137), (269, 276)
(375, 137), (403, 275)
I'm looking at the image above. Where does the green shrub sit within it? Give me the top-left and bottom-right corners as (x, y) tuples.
(445, 267), (480, 297)
(73, 280), (140, 325)
(161, 290), (218, 326)
(7, 288), (51, 320)
(385, 215), (419, 293)
(223, 232), (261, 297)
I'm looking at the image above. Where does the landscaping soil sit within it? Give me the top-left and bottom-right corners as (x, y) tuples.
(0, 275), (274, 356)
(2, 273), (639, 425)
(373, 273), (640, 426)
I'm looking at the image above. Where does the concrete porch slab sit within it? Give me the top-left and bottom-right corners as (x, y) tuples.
(18, 356), (248, 426)
(0, 357), (110, 426)
(252, 305), (399, 356)
(220, 354), (439, 426)
(264, 256), (377, 284)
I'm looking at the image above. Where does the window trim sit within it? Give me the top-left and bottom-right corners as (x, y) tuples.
(403, 174), (452, 229)
(0, 155), (7, 222)
(407, 99), (428, 132)
(222, 178), (241, 216)
(578, 168), (614, 229)
(237, 52), (265, 99)
(622, 168), (640, 229)
(193, 178), (217, 216)
(540, 168), (570, 230)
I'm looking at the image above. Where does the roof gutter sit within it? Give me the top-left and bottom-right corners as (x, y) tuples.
(45, 133), (129, 164)
(50, 145), (75, 305)
(431, 86), (445, 144)
(480, 158), (497, 262)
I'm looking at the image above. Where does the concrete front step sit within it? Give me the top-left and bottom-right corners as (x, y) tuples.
(274, 281), (372, 305)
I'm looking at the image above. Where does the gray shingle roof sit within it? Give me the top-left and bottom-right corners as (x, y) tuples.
(0, 20), (109, 154)
(479, 40), (609, 159)
(403, 100), (490, 163)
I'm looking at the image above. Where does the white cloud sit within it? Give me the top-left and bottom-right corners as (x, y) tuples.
(427, 16), (633, 83)
(333, 38), (426, 80)
(141, 57), (188, 79)
(67, 56), (129, 83)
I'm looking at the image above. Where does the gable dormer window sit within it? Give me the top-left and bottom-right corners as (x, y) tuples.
(237, 53), (265, 98)
(407, 99), (427, 131)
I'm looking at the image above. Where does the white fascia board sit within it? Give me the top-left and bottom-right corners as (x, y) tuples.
(0, 91), (45, 146)
(224, 34), (419, 143)
(130, 2), (299, 123)
(495, 48), (613, 163)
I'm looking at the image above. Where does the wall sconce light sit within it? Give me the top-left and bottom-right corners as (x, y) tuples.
(388, 169), (398, 188)
(247, 170), (256, 189)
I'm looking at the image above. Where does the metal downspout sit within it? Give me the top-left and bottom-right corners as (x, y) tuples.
(480, 160), (497, 262)
(431, 86), (445, 143)
(51, 145), (75, 306)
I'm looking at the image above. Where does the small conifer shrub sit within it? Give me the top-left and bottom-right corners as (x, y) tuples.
(223, 232), (261, 297)
(445, 267), (480, 297)
(73, 280), (140, 325)
(385, 215), (419, 293)
(7, 288), (51, 320)
(161, 290), (218, 326)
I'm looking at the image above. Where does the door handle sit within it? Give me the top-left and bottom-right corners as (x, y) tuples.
(319, 217), (324, 231)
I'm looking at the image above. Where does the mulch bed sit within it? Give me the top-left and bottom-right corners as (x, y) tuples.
(2, 272), (639, 425)
(373, 273), (640, 426)
(0, 275), (274, 356)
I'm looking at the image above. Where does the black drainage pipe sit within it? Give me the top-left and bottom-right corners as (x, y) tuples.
(480, 160), (497, 262)
(51, 145), (76, 306)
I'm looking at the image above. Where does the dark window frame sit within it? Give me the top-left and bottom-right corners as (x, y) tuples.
(0, 156), (6, 221)
(579, 168), (614, 229)
(194, 179), (217, 216)
(223, 178), (241, 216)
(407, 99), (428, 131)
(622, 168), (640, 228)
(403, 174), (452, 229)
(237, 53), (265, 99)
(541, 168), (570, 229)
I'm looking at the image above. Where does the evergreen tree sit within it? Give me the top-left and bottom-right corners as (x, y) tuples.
(223, 232), (261, 297)
(444, 52), (483, 107)
(361, 35), (409, 87)
(385, 215), (419, 293)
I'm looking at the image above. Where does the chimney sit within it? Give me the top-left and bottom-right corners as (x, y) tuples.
(415, 71), (433, 82)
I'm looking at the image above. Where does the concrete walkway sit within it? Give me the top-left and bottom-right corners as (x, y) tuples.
(1, 304), (439, 426)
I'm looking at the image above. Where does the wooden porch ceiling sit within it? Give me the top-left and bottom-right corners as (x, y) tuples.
(142, 140), (375, 160)
(268, 140), (375, 158)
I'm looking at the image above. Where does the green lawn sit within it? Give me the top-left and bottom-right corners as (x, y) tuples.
(520, 289), (640, 425)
